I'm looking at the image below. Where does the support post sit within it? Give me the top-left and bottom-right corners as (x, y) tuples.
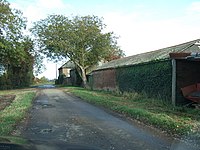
(172, 59), (176, 106)
(56, 64), (58, 79)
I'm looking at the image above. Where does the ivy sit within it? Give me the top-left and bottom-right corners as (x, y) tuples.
(116, 60), (172, 101)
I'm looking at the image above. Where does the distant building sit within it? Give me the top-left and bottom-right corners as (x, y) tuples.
(58, 60), (103, 86)
(58, 61), (75, 77)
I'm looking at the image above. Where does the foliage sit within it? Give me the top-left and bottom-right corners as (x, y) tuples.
(32, 77), (54, 86)
(0, 0), (37, 89)
(31, 15), (123, 87)
(0, 0), (27, 64)
(0, 90), (36, 136)
(67, 87), (199, 136)
(0, 38), (34, 89)
(116, 60), (172, 101)
(56, 73), (66, 85)
(0, 73), (12, 89)
(39, 76), (49, 83)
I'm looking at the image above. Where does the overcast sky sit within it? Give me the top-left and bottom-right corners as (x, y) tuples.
(8, 0), (200, 79)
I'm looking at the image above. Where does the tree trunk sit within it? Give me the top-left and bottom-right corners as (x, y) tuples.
(73, 61), (88, 88)
(79, 66), (88, 88)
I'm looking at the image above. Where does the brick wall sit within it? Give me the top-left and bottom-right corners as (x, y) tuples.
(90, 69), (117, 91)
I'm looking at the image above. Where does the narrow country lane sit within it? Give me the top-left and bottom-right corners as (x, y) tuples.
(19, 88), (198, 150)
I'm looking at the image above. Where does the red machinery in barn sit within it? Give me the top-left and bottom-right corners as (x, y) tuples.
(181, 83), (200, 103)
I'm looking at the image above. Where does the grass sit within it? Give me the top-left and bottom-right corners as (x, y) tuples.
(0, 136), (28, 145)
(65, 87), (200, 136)
(0, 89), (36, 137)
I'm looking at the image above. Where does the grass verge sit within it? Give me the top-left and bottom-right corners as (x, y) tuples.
(0, 90), (36, 136)
(0, 136), (28, 145)
(66, 87), (200, 137)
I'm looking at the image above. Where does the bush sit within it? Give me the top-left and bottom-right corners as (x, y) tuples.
(0, 74), (12, 90)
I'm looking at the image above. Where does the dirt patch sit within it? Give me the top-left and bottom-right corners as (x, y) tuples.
(0, 95), (16, 111)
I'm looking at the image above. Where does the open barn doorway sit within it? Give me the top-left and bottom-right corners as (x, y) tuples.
(171, 52), (200, 106)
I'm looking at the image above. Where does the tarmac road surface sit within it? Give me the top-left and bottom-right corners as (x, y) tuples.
(18, 88), (199, 150)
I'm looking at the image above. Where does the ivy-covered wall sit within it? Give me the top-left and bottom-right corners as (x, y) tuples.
(116, 60), (172, 101)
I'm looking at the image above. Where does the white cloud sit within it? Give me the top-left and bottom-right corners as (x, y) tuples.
(37, 61), (57, 79)
(187, 1), (200, 13)
(37, 0), (65, 9)
(25, 6), (45, 22)
(103, 8), (200, 56)
(10, 2), (21, 10)
(11, 0), (72, 24)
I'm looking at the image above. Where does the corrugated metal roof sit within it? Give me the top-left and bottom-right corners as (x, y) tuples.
(95, 39), (200, 71)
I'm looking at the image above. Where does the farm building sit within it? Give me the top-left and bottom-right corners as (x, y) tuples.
(58, 61), (75, 77)
(57, 61), (76, 85)
(58, 60), (98, 86)
(89, 39), (200, 106)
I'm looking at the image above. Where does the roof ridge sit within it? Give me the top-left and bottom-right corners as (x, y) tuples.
(107, 39), (200, 62)
(59, 60), (75, 69)
(95, 38), (200, 71)
(132, 39), (200, 56)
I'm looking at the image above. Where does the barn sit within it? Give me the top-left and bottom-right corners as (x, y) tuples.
(89, 39), (200, 106)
